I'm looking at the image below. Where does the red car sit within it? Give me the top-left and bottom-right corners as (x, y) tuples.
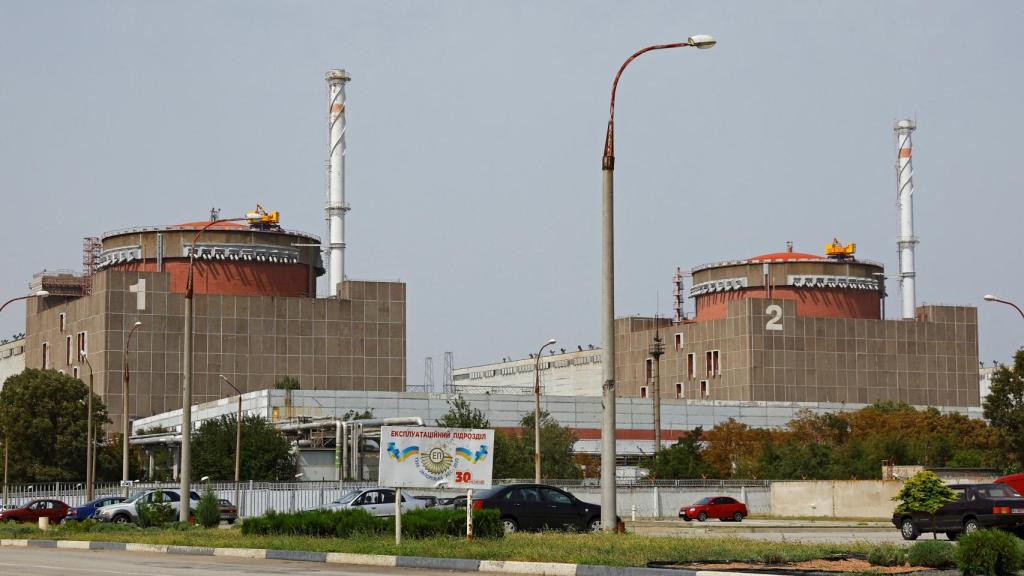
(679, 496), (747, 522)
(996, 473), (1024, 496)
(0, 499), (69, 524)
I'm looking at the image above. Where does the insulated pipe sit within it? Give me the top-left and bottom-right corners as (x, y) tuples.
(336, 421), (343, 482)
(325, 69), (351, 297)
(895, 119), (918, 319)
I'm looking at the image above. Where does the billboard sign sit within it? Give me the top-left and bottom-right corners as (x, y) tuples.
(378, 426), (494, 489)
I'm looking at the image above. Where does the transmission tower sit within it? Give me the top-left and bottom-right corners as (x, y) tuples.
(423, 357), (435, 391)
(443, 351), (454, 393)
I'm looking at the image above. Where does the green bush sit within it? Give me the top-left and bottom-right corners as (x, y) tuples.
(55, 519), (98, 533)
(239, 507), (503, 539)
(195, 488), (220, 528)
(136, 492), (174, 528)
(906, 540), (955, 569)
(956, 529), (1024, 576)
(397, 508), (503, 539)
(88, 522), (140, 533)
(866, 543), (907, 567)
(241, 508), (388, 538)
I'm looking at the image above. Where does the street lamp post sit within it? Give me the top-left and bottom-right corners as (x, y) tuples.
(601, 35), (715, 531)
(533, 338), (557, 483)
(82, 354), (95, 501)
(219, 375), (243, 515)
(983, 295), (1024, 321)
(181, 217), (246, 522)
(122, 321), (142, 496)
(0, 290), (48, 508)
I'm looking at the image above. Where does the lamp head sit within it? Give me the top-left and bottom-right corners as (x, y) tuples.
(34, 290), (50, 298)
(133, 321), (142, 328)
(547, 338), (557, 345)
(200, 475), (210, 482)
(984, 295), (997, 302)
(687, 35), (717, 49)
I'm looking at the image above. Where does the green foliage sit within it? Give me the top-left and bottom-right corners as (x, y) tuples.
(195, 487), (220, 528)
(493, 411), (581, 479)
(190, 414), (295, 481)
(342, 409), (374, 421)
(274, 376), (300, 391)
(436, 395), (491, 429)
(892, 471), (957, 515)
(240, 508), (388, 537)
(984, 349), (1024, 468)
(94, 433), (145, 482)
(55, 518), (98, 533)
(646, 428), (714, 479)
(906, 540), (955, 569)
(0, 369), (109, 482)
(955, 529), (1024, 576)
(399, 508), (503, 539)
(866, 543), (906, 567)
(136, 492), (173, 528)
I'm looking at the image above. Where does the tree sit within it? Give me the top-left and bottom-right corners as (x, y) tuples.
(646, 428), (713, 479)
(702, 419), (769, 478)
(436, 395), (490, 429)
(274, 376), (300, 391)
(191, 415), (295, 481)
(0, 369), (108, 482)
(493, 411), (581, 480)
(984, 350), (1024, 468)
(892, 470), (958, 540)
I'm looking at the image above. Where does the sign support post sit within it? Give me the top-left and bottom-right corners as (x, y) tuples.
(395, 487), (402, 546)
(466, 489), (474, 542)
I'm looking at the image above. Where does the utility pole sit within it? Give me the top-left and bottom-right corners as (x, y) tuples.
(649, 329), (665, 452)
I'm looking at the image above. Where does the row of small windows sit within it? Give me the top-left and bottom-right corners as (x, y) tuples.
(41, 331), (87, 371)
(639, 380), (711, 400)
(464, 354), (602, 380)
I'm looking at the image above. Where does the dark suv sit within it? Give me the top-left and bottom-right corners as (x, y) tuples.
(893, 483), (1024, 540)
(471, 484), (618, 533)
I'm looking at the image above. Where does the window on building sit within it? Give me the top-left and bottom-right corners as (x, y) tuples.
(687, 353), (695, 379)
(76, 332), (88, 361)
(65, 335), (72, 366)
(674, 333), (683, 350)
(700, 380), (709, 399)
(72, 366), (79, 379)
(711, 350), (721, 376)
(705, 351), (713, 376)
(640, 386), (648, 399)
(42, 342), (49, 369)
(645, 358), (654, 380)
(58, 313), (66, 333)
(675, 382), (683, 398)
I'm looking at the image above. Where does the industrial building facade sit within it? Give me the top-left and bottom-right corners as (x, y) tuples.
(24, 220), (406, 434)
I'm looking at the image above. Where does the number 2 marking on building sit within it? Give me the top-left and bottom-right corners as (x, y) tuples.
(765, 305), (783, 331)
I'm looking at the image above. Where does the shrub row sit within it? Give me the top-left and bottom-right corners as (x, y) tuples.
(240, 507), (503, 539)
(867, 540), (956, 569)
(866, 530), (1024, 574)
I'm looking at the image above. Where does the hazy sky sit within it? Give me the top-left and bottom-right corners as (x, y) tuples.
(3, 1), (1022, 384)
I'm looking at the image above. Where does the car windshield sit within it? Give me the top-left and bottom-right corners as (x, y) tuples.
(126, 492), (147, 503)
(694, 497), (712, 505)
(977, 485), (1022, 499)
(333, 490), (362, 504)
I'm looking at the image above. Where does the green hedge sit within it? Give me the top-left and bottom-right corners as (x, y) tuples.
(240, 508), (503, 539)
(906, 540), (955, 569)
(956, 529), (1024, 576)
(866, 543), (906, 567)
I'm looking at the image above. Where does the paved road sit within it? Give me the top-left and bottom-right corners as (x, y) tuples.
(629, 518), (907, 543)
(0, 548), (507, 576)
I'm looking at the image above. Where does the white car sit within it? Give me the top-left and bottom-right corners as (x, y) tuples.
(94, 489), (200, 524)
(324, 488), (427, 516)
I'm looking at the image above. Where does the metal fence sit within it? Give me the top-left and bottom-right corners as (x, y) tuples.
(0, 479), (773, 519)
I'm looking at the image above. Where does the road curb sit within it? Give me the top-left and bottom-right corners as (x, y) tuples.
(0, 538), (788, 576)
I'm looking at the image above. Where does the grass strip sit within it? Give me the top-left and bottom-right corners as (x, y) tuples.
(0, 525), (874, 568)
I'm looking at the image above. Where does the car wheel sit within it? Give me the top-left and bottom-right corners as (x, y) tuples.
(587, 517), (602, 532)
(113, 514), (131, 524)
(697, 512), (708, 522)
(733, 512), (743, 522)
(900, 517), (919, 541)
(963, 518), (980, 534)
(501, 517), (518, 534)
(227, 519), (235, 525)
(682, 516), (691, 522)
(945, 531), (960, 541)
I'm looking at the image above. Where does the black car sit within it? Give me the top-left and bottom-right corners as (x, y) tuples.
(471, 484), (618, 533)
(893, 483), (1024, 540)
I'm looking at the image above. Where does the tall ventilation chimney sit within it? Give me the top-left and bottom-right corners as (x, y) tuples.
(895, 119), (918, 319)
(325, 69), (351, 297)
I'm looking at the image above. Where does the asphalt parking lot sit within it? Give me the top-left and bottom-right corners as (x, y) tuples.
(627, 518), (908, 543)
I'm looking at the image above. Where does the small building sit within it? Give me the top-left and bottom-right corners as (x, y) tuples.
(0, 336), (26, 391)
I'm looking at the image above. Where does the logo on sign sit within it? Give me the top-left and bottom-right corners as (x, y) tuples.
(387, 440), (489, 483)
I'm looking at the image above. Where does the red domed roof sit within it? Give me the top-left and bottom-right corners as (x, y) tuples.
(747, 251), (825, 262)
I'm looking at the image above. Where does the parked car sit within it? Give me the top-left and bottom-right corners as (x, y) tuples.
(440, 495), (467, 509)
(411, 495), (438, 508)
(471, 483), (620, 534)
(217, 499), (238, 524)
(0, 499), (69, 524)
(323, 488), (427, 516)
(94, 489), (200, 524)
(893, 483), (1024, 540)
(679, 496), (748, 522)
(63, 496), (127, 523)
